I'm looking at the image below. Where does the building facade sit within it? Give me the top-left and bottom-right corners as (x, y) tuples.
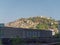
(0, 27), (53, 45)
(0, 27), (52, 38)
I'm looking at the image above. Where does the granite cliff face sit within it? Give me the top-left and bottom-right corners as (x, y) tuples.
(5, 16), (58, 33)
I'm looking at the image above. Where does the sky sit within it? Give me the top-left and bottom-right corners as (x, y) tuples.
(0, 0), (60, 23)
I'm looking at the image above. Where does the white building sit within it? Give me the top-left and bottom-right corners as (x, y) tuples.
(49, 29), (55, 35)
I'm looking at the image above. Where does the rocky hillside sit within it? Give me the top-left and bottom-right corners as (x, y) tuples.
(5, 16), (58, 33)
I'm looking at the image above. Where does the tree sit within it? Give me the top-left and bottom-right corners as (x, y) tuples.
(36, 23), (49, 30)
(11, 36), (22, 45)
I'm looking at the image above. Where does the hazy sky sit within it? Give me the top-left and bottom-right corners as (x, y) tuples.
(0, 0), (60, 23)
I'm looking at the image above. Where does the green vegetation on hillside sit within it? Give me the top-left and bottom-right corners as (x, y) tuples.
(36, 23), (49, 30)
(6, 16), (58, 34)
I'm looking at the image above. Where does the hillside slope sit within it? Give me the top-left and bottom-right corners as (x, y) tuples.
(5, 16), (58, 33)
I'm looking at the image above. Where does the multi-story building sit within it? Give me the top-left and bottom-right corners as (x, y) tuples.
(0, 27), (53, 44)
(0, 23), (53, 45)
(0, 27), (52, 38)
